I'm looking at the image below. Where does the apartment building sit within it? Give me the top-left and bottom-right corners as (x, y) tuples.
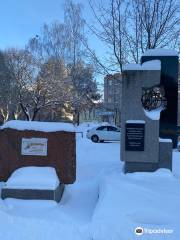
(104, 73), (122, 126)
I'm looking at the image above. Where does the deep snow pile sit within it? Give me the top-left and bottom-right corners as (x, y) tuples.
(4, 167), (60, 190)
(0, 122), (179, 240)
(92, 168), (180, 240)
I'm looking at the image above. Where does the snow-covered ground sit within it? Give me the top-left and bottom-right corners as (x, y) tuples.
(0, 122), (179, 240)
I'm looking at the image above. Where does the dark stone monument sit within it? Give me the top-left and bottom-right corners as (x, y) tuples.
(141, 49), (179, 148)
(121, 49), (178, 173)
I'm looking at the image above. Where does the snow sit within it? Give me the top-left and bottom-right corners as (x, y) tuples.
(1, 120), (75, 132)
(159, 138), (172, 143)
(126, 120), (145, 124)
(142, 60), (161, 70)
(0, 122), (179, 239)
(123, 60), (161, 71)
(4, 167), (60, 190)
(92, 168), (179, 240)
(143, 48), (178, 57)
(144, 107), (163, 120)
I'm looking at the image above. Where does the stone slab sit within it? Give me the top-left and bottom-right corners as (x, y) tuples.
(159, 141), (172, 170)
(124, 140), (172, 173)
(124, 162), (159, 173)
(1, 183), (65, 203)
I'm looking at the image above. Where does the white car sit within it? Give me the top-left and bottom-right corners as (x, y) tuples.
(86, 125), (121, 143)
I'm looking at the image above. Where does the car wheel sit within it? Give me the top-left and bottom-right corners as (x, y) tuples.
(91, 135), (99, 143)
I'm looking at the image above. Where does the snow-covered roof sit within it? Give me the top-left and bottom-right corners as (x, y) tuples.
(143, 49), (178, 57)
(123, 60), (161, 71)
(1, 120), (75, 132)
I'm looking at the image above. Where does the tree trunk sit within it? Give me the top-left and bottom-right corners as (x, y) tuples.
(32, 108), (40, 121)
(73, 109), (80, 125)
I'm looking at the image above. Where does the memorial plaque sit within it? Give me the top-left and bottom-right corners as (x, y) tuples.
(125, 123), (145, 151)
(21, 138), (48, 156)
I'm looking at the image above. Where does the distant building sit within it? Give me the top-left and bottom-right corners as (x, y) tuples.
(79, 107), (102, 123)
(79, 101), (107, 123)
(104, 73), (122, 126)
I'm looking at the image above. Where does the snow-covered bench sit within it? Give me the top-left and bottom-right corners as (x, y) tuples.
(1, 167), (64, 202)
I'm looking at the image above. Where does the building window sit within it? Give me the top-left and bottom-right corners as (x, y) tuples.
(109, 88), (113, 94)
(115, 95), (119, 103)
(108, 97), (112, 103)
(109, 80), (112, 86)
(115, 87), (120, 94)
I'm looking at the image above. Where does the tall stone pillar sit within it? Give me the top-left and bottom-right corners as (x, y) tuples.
(121, 59), (172, 173)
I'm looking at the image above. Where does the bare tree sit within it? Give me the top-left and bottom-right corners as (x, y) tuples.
(88, 0), (180, 69)
(0, 50), (25, 122)
(64, 0), (85, 64)
(88, 0), (129, 72)
(67, 61), (100, 125)
(127, 0), (180, 62)
(27, 22), (68, 62)
(4, 48), (49, 121)
(25, 1), (100, 123)
(37, 58), (73, 118)
(0, 51), (14, 123)
(64, 1), (100, 124)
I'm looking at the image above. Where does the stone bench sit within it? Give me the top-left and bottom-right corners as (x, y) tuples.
(1, 183), (65, 203)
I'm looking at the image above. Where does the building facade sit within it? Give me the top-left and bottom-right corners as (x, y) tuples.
(79, 107), (102, 123)
(104, 73), (122, 126)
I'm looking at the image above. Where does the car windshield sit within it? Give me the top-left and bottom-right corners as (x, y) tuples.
(96, 126), (108, 131)
(108, 126), (120, 131)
